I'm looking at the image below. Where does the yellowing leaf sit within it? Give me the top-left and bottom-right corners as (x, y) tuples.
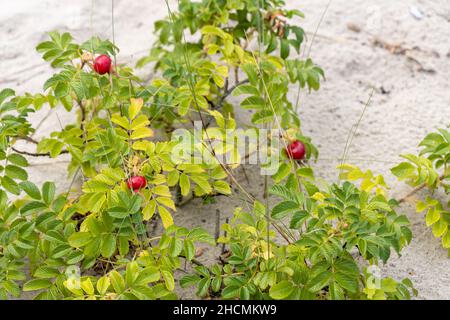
(156, 197), (176, 211)
(131, 127), (154, 140)
(129, 98), (143, 120)
(312, 192), (325, 201)
(151, 174), (166, 185)
(216, 65), (228, 77)
(159, 206), (174, 229)
(167, 170), (180, 186)
(81, 278), (95, 295)
(131, 114), (150, 130)
(143, 199), (156, 221)
(432, 219), (448, 238)
(179, 173), (190, 196)
(425, 208), (440, 226)
(442, 231), (450, 248)
(96, 276), (110, 295)
(111, 113), (130, 130)
(153, 185), (171, 197)
(191, 175), (212, 194)
(213, 181), (231, 195)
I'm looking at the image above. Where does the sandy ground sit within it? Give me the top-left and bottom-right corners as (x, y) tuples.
(1, 0), (449, 299)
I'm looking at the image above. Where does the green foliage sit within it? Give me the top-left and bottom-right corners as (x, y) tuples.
(0, 0), (418, 301)
(392, 128), (450, 253)
(182, 168), (416, 300)
(137, 0), (324, 137)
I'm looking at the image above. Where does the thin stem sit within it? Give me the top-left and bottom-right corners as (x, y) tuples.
(216, 79), (250, 110)
(398, 174), (445, 204)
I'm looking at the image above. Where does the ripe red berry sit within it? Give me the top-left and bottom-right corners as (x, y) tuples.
(126, 176), (147, 191)
(93, 54), (112, 75)
(286, 140), (306, 160)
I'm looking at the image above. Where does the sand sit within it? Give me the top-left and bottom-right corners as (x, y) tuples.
(1, 0), (449, 299)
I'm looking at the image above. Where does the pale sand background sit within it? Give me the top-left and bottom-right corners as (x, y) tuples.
(1, 0), (449, 299)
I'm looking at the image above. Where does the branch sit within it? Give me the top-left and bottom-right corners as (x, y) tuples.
(11, 147), (68, 157)
(216, 78), (249, 110)
(77, 99), (87, 132)
(17, 136), (39, 144)
(205, 78), (250, 128)
(398, 174), (445, 204)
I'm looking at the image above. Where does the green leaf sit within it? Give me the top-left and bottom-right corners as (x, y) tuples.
(125, 261), (139, 286)
(42, 181), (56, 205)
(7, 154), (28, 167)
(68, 232), (92, 248)
(213, 180), (231, 195)
(108, 206), (129, 219)
(161, 270), (175, 291)
(297, 167), (314, 179)
(0, 88), (15, 105)
(96, 276), (110, 295)
(442, 231), (450, 248)
(5, 165), (28, 181)
(197, 277), (211, 297)
(19, 181), (41, 200)
(232, 84), (260, 96)
(391, 162), (416, 179)
(280, 39), (290, 59)
(269, 280), (294, 299)
(66, 251), (85, 264)
(273, 163), (291, 183)
(308, 270), (332, 292)
(184, 239), (195, 261)
(1, 176), (21, 195)
(101, 234), (116, 258)
(334, 259), (359, 293)
(23, 279), (52, 291)
(135, 267), (160, 285)
(169, 237), (183, 257)
(180, 274), (201, 288)
(271, 201), (299, 220)
(20, 201), (47, 215)
(33, 266), (60, 279)
(109, 270), (126, 293)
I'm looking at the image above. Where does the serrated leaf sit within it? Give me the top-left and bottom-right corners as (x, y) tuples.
(68, 232), (92, 248)
(19, 181), (41, 200)
(96, 276), (111, 295)
(131, 127), (154, 140)
(129, 98), (143, 120)
(271, 201), (299, 220)
(101, 234), (116, 258)
(23, 279), (52, 291)
(42, 181), (55, 205)
(269, 280), (294, 300)
(159, 206), (173, 229)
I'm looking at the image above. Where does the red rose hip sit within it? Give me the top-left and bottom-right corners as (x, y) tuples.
(286, 140), (306, 160)
(93, 54), (112, 75)
(127, 176), (147, 191)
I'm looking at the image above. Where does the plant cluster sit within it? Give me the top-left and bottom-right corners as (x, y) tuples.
(392, 128), (450, 254)
(0, 0), (419, 300)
